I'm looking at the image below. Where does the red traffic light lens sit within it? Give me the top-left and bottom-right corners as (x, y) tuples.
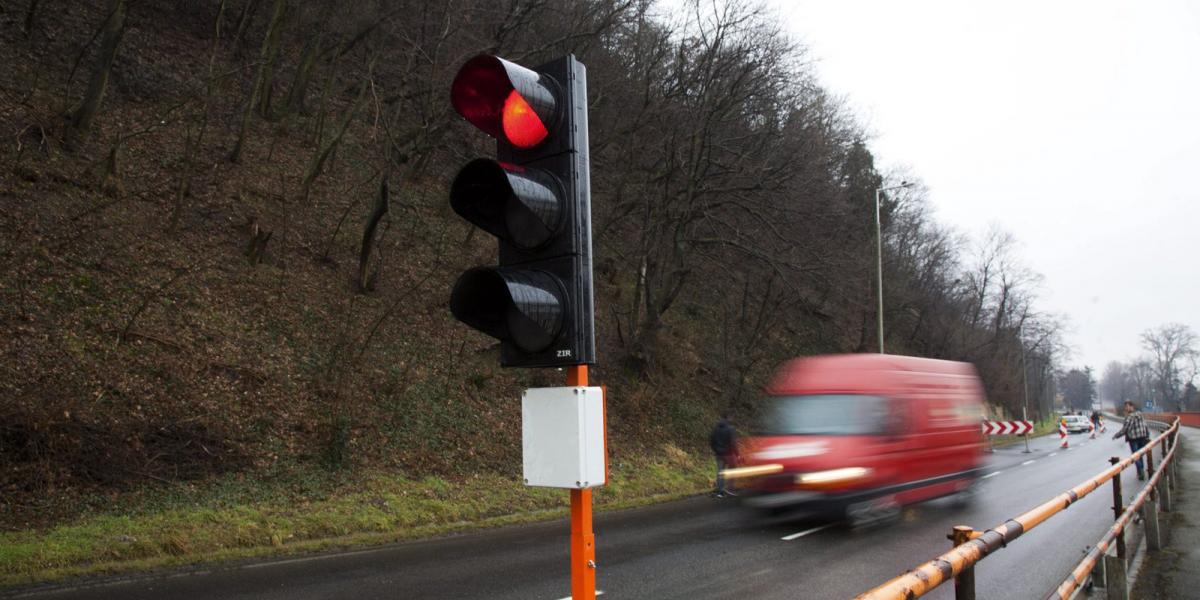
(503, 90), (549, 148)
(451, 55), (557, 149)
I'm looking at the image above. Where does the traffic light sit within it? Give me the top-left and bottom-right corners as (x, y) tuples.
(448, 54), (595, 368)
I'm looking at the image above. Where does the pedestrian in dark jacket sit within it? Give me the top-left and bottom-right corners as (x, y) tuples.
(710, 414), (736, 497)
(1113, 400), (1151, 480)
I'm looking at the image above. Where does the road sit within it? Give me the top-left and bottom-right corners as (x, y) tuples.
(6, 429), (1152, 600)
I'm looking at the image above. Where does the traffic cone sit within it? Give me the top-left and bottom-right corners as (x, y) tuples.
(1060, 421), (1069, 448)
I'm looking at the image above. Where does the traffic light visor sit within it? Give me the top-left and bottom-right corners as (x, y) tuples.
(450, 268), (565, 353)
(451, 55), (556, 149)
(451, 159), (563, 250)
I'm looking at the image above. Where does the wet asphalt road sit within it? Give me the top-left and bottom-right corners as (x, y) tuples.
(5, 428), (1153, 600)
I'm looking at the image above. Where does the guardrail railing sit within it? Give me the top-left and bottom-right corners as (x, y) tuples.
(1045, 424), (1179, 600)
(853, 417), (1181, 600)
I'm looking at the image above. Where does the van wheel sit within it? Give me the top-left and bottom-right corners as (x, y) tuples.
(846, 497), (900, 529)
(952, 480), (981, 508)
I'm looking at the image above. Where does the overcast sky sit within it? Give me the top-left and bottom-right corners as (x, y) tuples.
(768, 0), (1200, 371)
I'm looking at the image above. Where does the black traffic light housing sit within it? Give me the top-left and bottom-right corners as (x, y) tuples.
(448, 54), (594, 368)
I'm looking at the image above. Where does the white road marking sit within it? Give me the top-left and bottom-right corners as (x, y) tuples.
(1049, 452), (1058, 457)
(1065, 446), (1074, 451)
(1021, 460), (1036, 466)
(557, 592), (604, 600)
(782, 523), (835, 541)
(982, 471), (1002, 479)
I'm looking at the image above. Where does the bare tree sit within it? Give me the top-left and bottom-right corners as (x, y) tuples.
(1141, 323), (1199, 411)
(171, 0), (228, 232)
(230, 0), (286, 162)
(357, 175), (390, 292)
(1127, 359), (1156, 406)
(1099, 361), (1131, 409)
(597, 0), (824, 366)
(65, 0), (128, 148)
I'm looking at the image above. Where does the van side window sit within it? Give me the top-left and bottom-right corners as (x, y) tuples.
(928, 399), (970, 429)
(760, 394), (889, 436)
(884, 400), (907, 435)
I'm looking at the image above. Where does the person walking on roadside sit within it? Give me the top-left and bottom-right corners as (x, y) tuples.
(1113, 400), (1151, 480)
(709, 414), (737, 498)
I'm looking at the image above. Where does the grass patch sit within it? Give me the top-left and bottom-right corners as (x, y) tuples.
(0, 447), (711, 588)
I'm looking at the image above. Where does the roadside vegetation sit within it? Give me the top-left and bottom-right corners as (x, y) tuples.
(0, 446), (709, 586)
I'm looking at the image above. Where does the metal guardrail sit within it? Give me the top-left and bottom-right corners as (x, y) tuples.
(1045, 425), (1179, 599)
(853, 417), (1181, 600)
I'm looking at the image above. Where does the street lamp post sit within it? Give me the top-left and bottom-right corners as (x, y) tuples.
(1021, 339), (1031, 453)
(1019, 326), (1051, 453)
(874, 182), (912, 354)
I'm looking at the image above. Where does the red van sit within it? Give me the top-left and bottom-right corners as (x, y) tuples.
(736, 354), (987, 523)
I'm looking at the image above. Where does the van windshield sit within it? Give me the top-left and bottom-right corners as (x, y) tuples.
(759, 394), (889, 436)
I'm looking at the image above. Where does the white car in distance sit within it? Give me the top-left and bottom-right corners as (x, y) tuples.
(1062, 415), (1093, 434)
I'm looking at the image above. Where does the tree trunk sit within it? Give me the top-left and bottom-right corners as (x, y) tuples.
(357, 176), (390, 292)
(309, 46), (340, 146)
(66, 0), (127, 148)
(301, 70), (370, 202)
(24, 0), (41, 36)
(244, 221), (273, 265)
(231, 0), (261, 57)
(230, 0), (285, 163)
(171, 0), (227, 233)
(284, 34), (322, 115)
(255, 0), (288, 119)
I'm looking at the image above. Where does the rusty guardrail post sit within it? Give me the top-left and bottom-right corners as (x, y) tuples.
(1104, 551), (1128, 600)
(1109, 457), (1126, 559)
(1144, 444), (1157, 505)
(1162, 434), (1173, 491)
(950, 525), (976, 600)
(1144, 482), (1162, 552)
(1092, 547), (1107, 590)
(1169, 430), (1180, 489)
(1158, 461), (1173, 512)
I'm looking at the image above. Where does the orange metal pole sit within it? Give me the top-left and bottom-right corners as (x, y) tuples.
(567, 365), (596, 600)
(951, 526), (976, 600)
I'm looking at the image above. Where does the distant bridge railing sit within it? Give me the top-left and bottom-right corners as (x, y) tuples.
(1147, 411), (1200, 428)
(852, 416), (1181, 600)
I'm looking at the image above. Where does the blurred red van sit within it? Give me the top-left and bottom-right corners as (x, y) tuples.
(737, 354), (987, 523)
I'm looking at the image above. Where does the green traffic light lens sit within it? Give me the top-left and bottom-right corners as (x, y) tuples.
(450, 268), (565, 353)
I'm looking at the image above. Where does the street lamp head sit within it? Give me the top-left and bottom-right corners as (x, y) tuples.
(877, 181), (914, 194)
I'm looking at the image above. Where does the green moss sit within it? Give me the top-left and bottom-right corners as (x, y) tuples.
(0, 449), (711, 587)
